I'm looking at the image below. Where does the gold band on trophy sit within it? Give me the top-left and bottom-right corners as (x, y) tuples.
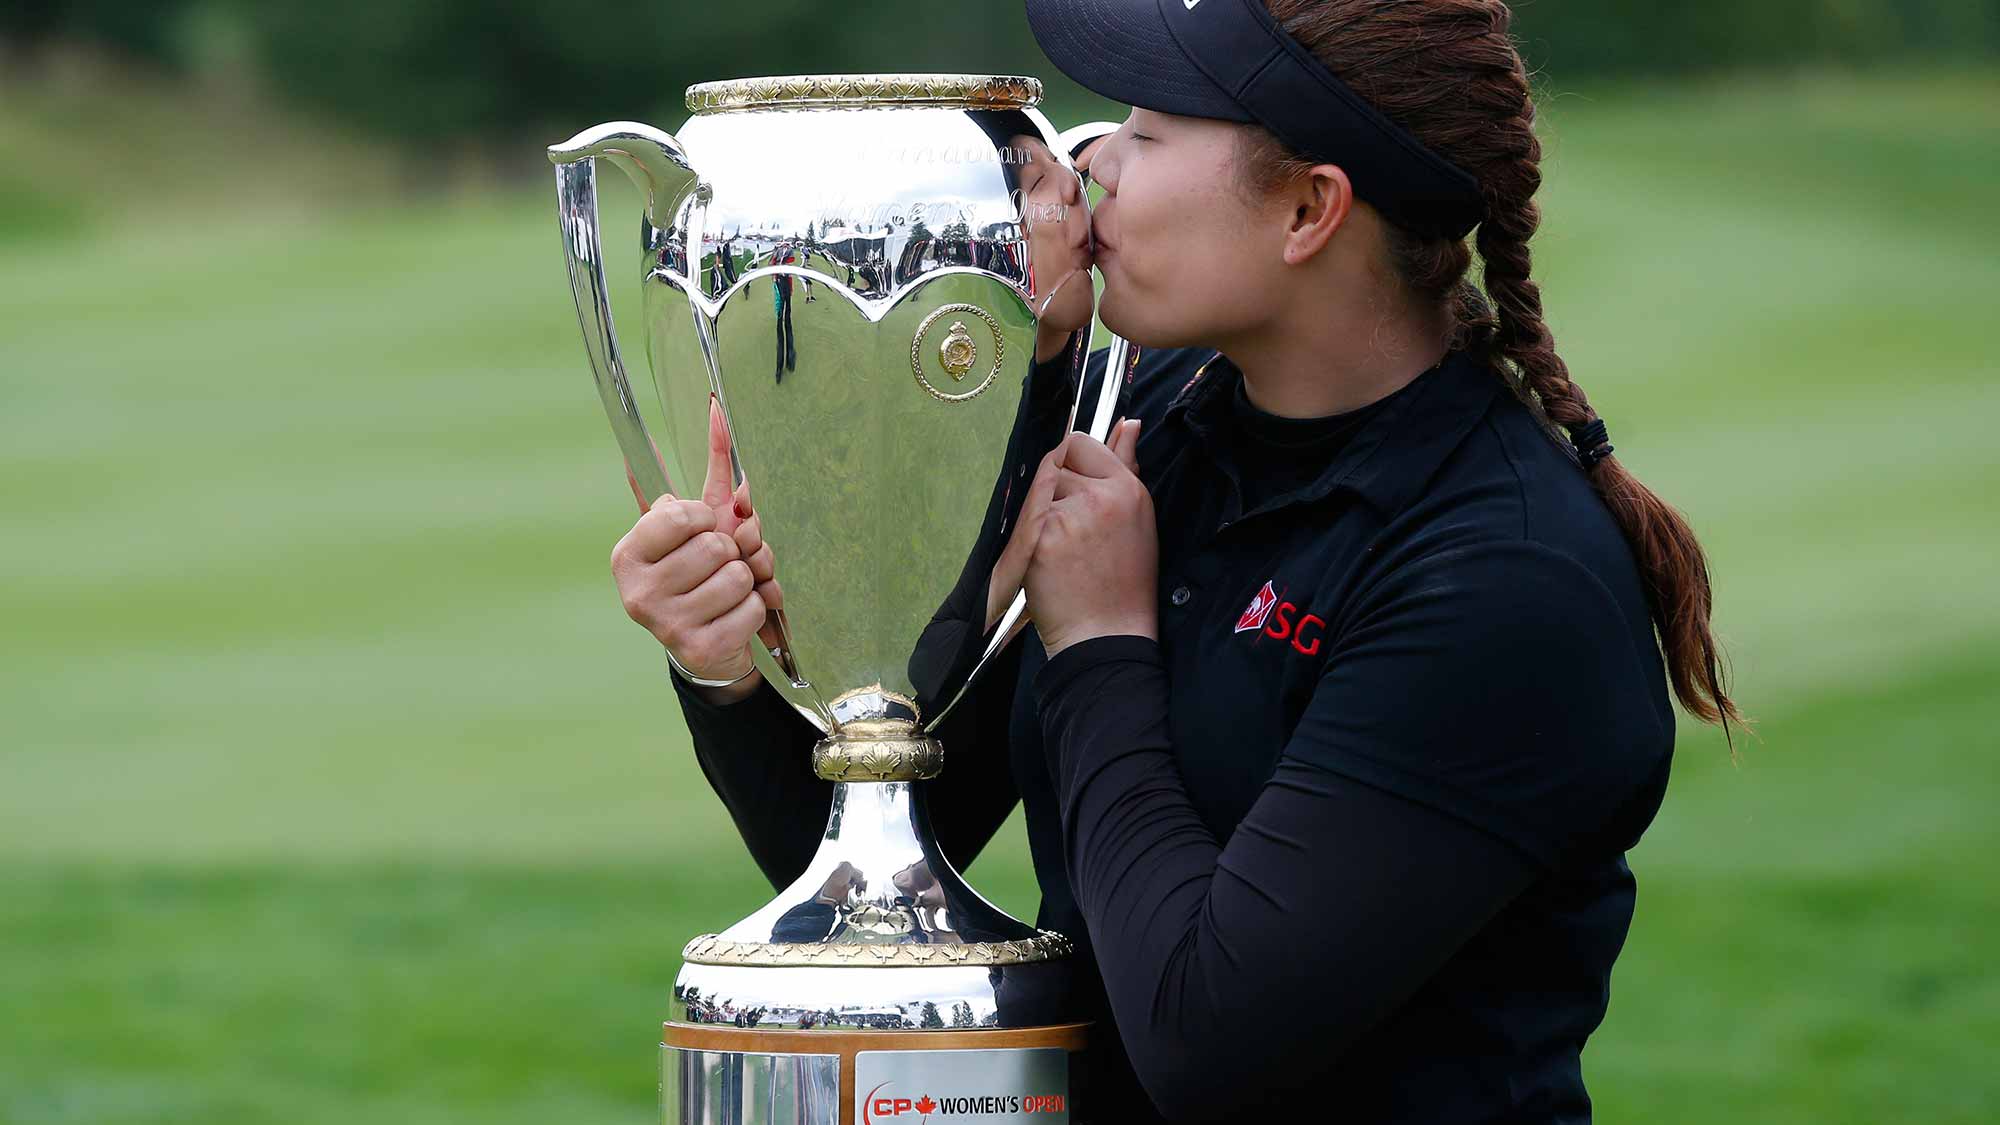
(687, 74), (1043, 114)
(682, 930), (1075, 968)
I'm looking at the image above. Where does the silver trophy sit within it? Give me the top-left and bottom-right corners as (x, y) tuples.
(549, 74), (1127, 1124)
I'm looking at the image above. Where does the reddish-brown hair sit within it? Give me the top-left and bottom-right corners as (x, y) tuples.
(1240, 0), (1744, 740)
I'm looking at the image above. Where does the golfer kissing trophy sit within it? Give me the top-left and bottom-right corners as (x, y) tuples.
(549, 75), (1131, 1125)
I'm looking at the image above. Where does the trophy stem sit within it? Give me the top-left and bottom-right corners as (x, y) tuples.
(682, 774), (1055, 965)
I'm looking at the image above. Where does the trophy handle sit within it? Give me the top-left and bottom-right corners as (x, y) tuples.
(548, 123), (702, 502)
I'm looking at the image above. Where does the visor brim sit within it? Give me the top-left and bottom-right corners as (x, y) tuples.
(1025, 0), (1256, 122)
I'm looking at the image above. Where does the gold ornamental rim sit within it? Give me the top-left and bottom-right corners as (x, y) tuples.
(686, 73), (1044, 114)
(681, 929), (1075, 968)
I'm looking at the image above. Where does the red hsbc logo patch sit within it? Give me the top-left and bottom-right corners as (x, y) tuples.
(1238, 579), (1326, 656)
(1235, 581), (1278, 633)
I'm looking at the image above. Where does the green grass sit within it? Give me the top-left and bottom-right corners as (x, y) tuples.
(3, 68), (1997, 1122)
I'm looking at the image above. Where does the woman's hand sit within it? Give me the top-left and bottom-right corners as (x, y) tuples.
(983, 455), (1057, 635)
(1021, 419), (1156, 657)
(610, 397), (784, 701)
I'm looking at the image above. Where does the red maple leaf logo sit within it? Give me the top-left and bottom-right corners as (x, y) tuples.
(913, 1095), (937, 1115)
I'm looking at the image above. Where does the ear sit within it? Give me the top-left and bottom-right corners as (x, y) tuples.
(1280, 163), (1355, 266)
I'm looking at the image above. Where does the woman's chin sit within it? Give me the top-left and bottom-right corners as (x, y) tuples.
(1097, 289), (1160, 349)
(1098, 281), (1221, 351)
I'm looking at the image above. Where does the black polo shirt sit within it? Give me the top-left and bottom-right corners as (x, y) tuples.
(672, 340), (1676, 1123)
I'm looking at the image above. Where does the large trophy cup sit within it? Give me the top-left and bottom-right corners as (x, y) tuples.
(549, 75), (1128, 1125)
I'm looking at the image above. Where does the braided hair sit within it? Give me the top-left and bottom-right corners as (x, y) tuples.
(1239, 0), (1745, 739)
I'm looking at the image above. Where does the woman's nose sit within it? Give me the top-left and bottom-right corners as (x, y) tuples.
(1089, 139), (1121, 195)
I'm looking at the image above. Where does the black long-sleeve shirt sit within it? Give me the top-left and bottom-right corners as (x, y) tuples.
(672, 339), (1675, 1123)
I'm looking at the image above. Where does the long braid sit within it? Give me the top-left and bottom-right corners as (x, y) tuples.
(1470, 53), (1597, 441)
(1469, 28), (1742, 738)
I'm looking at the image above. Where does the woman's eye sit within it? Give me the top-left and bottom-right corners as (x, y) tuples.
(1130, 133), (1152, 142)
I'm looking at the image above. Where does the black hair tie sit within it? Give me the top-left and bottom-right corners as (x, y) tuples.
(1569, 418), (1615, 469)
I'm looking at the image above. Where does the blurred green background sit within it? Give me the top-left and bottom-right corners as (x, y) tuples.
(3, 2), (1998, 1122)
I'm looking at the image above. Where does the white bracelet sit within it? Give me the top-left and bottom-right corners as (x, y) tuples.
(665, 646), (758, 689)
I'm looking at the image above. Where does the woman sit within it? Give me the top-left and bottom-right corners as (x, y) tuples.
(609, 0), (1744, 1119)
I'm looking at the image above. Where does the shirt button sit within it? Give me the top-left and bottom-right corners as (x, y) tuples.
(1170, 585), (1193, 607)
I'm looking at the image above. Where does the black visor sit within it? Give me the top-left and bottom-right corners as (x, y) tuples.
(1025, 0), (1486, 239)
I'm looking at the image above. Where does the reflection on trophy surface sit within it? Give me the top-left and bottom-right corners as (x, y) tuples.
(549, 74), (1129, 1124)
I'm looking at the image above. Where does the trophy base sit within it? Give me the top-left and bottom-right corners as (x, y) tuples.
(661, 1021), (1089, 1125)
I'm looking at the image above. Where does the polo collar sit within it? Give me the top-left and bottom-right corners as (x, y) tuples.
(1163, 347), (1506, 520)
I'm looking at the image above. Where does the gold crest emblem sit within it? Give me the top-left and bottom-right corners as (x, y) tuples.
(911, 303), (1005, 403)
(939, 321), (978, 380)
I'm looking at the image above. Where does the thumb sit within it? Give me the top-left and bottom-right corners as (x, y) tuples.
(986, 445), (1064, 630)
(1109, 417), (1142, 472)
(702, 394), (735, 512)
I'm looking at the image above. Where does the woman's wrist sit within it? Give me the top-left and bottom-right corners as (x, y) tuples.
(667, 646), (765, 705)
(1034, 633), (1166, 711)
(691, 671), (763, 706)
(1038, 615), (1158, 660)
